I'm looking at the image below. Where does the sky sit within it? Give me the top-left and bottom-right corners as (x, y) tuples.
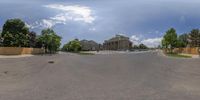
(0, 0), (200, 47)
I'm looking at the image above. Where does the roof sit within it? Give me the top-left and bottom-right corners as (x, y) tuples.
(105, 34), (130, 42)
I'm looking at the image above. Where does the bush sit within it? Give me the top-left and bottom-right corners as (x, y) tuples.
(62, 39), (81, 52)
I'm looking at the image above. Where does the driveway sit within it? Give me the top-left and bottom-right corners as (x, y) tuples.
(0, 51), (200, 100)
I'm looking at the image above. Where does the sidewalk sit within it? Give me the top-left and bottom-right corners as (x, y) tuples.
(159, 50), (200, 59)
(0, 55), (33, 58)
(179, 53), (200, 58)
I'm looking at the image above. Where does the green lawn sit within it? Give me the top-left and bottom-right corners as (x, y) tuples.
(166, 53), (192, 58)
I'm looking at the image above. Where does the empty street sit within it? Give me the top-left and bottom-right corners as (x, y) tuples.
(0, 51), (200, 100)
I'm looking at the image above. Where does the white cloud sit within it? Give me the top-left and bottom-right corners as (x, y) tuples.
(130, 35), (162, 48)
(25, 22), (31, 28)
(45, 4), (95, 23)
(30, 4), (95, 29)
(141, 37), (162, 48)
(89, 28), (96, 31)
(41, 19), (54, 28)
(130, 35), (141, 45)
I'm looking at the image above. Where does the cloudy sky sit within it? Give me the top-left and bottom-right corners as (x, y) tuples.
(0, 0), (200, 47)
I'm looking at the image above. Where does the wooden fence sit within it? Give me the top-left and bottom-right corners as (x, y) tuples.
(172, 47), (199, 55)
(0, 47), (45, 55)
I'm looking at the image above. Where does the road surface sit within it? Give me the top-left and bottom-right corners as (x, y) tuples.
(0, 51), (200, 100)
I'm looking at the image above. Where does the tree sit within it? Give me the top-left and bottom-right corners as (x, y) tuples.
(138, 44), (148, 49)
(29, 31), (37, 47)
(35, 36), (43, 48)
(188, 29), (200, 47)
(62, 39), (81, 52)
(157, 45), (161, 49)
(1, 19), (29, 47)
(162, 28), (178, 53)
(37, 28), (61, 53)
(132, 45), (139, 49)
(49, 33), (62, 53)
(0, 31), (3, 47)
(177, 33), (188, 48)
(161, 39), (167, 49)
(131, 44), (148, 50)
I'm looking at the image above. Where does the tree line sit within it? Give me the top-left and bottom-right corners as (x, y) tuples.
(132, 44), (148, 49)
(0, 19), (61, 53)
(62, 39), (82, 52)
(2, 19), (199, 54)
(162, 28), (200, 53)
(61, 39), (149, 52)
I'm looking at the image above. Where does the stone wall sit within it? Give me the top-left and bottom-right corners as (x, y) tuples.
(0, 47), (45, 55)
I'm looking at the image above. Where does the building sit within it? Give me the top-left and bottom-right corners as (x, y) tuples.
(103, 35), (132, 50)
(80, 40), (101, 51)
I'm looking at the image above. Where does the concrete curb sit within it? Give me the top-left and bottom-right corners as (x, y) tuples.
(158, 50), (200, 59)
(0, 55), (34, 58)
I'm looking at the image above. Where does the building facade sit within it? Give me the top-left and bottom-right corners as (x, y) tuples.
(80, 40), (101, 51)
(103, 35), (132, 50)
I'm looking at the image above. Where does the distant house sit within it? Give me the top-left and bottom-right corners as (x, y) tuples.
(103, 35), (132, 51)
(80, 40), (101, 51)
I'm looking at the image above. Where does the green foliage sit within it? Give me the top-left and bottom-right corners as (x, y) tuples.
(37, 28), (61, 53)
(132, 45), (139, 49)
(1, 19), (29, 47)
(132, 44), (148, 49)
(62, 39), (82, 52)
(162, 28), (200, 49)
(162, 28), (178, 52)
(0, 19), (62, 53)
(78, 52), (95, 55)
(166, 53), (192, 58)
(177, 33), (188, 48)
(29, 31), (37, 47)
(188, 29), (200, 47)
(161, 39), (167, 48)
(0, 31), (3, 47)
(138, 44), (148, 49)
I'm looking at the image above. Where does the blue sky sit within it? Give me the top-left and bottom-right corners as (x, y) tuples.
(0, 0), (200, 47)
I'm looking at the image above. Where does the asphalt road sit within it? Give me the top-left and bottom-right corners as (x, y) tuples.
(0, 51), (200, 100)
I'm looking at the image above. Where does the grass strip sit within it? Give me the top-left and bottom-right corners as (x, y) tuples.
(166, 53), (192, 58)
(78, 52), (95, 55)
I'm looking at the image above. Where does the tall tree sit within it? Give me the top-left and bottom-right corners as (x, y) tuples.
(0, 31), (2, 47)
(1, 19), (30, 47)
(188, 29), (200, 47)
(177, 33), (189, 48)
(37, 28), (61, 53)
(29, 31), (37, 47)
(162, 28), (178, 53)
(138, 44), (148, 49)
(62, 39), (82, 52)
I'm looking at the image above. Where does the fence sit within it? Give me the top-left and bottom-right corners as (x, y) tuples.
(173, 47), (199, 55)
(0, 47), (45, 55)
